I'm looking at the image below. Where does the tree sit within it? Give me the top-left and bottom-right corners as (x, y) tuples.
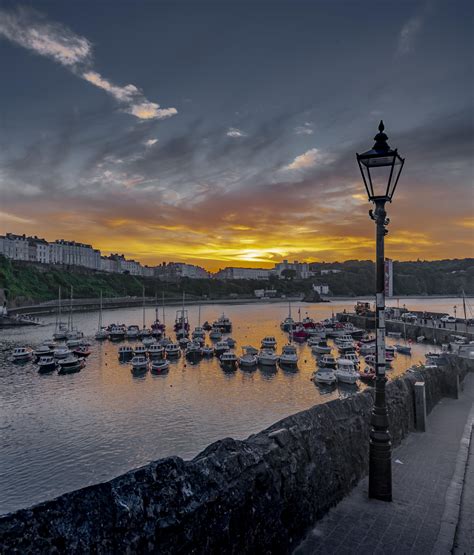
(281, 269), (297, 280)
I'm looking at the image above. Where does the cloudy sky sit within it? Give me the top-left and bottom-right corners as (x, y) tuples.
(0, 0), (472, 270)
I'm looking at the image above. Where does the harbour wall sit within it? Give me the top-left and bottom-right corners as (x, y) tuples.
(0, 358), (471, 554)
(338, 313), (474, 343)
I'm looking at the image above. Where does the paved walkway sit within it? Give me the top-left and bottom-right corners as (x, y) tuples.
(294, 372), (474, 555)
(454, 418), (474, 554)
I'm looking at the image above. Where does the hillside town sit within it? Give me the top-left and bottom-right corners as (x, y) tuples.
(0, 232), (338, 281)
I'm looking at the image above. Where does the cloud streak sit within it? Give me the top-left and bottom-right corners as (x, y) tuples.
(0, 7), (177, 121)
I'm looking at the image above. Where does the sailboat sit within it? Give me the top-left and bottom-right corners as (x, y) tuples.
(192, 305), (205, 340)
(151, 292), (165, 337)
(395, 315), (412, 355)
(175, 292), (189, 339)
(139, 286), (152, 338)
(66, 286), (83, 342)
(53, 286), (68, 340)
(95, 290), (108, 340)
(280, 301), (295, 331)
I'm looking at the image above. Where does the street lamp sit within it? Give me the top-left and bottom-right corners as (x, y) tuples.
(356, 121), (405, 502)
(453, 305), (457, 331)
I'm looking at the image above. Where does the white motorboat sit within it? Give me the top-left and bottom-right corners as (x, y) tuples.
(185, 341), (202, 362)
(387, 331), (402, 339)
(279, 344), (298, 366)
(214, 341), (230, 357)
(126, 325), (140, 339)
(334, 359), (359, 384)
(148, 344), (164, 358)
(281, 316), (295, 331)
(66, 330), (83, 341)
(220, 350), (238, 370)
(238, 348), (258, 368)
(95, 327), (108, 340)
(53, 346), (72, 359)
(242, 345), (258, 356)
(318, 354), (337, 369)
(311, 340), (331, 355)
(257, 349), (279, 366)
(192, 326), (205, 339)
(261, 336), (277, 349)
(130, 355), (148, 374)
(53, 323), (68, 341)
(201, 345), (214, 357)
(165, 343), (181, 358)
(109, 325), (126, 341)
(338, 342), (357, 356)
(334, 334), (354, 346)
(37, 356), (56, 373)
(11, 347), (33, 361)
(179, 337), (190, 349)
(34, 344), (52, 358)
(359, 343), (375, 355)
(139, 328), (153, 339)
(133, 345), (147, 356)
(66, 338), (83, 348)
(214, 313), (232, 332)
(150, 359), (170, 374)
(142, 336), (155, 347)
(118, 345), (134, 359)
(159, 336), (173, 347)
(57, 356), (84, 374)
(95, 291), (108, 340)
(341, 352), (360, 366)
(226, 337), (236, 348)
(209, 326), (222, 341)
(312, 368), (337, 385)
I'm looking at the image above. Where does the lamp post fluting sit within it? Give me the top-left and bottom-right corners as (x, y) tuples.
(356, 121), (405, 502)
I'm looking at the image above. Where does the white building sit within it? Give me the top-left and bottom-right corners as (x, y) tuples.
(0, 233), (30, 261)
(142, 265), (154, 277)
(51, 240), (100, 269)
(100, 256), (119, 273)
(155, 262), (209, 280)
(28, 236), (50, 263)
(214, 267), (272, 280)
(313, 283), (330, 295)
(273, 260), (312, 279)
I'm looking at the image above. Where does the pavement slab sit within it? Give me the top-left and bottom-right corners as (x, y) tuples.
(294, 372), (474, 555)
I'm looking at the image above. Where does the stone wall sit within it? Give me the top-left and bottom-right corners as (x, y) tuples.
(0, 361), (470, 554)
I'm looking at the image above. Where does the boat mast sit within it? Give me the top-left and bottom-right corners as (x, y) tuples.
(462, 290), (467, 321)
(182, 291), (185, 334)
(69, 285), (73, 331)
(99, 290), (103, 331)
(142, 285), (146, 329)
(162, 291), (165, 325)
(56, 286), (61, 331)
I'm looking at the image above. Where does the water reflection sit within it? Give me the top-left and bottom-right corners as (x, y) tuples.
(0, 298), (447, 514)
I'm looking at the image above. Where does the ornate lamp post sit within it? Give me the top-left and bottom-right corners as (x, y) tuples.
(356, 121), (405, 501)
(453, 305), (457, 331)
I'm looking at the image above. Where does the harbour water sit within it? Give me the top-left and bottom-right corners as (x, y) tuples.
(0, 298), (460, 514)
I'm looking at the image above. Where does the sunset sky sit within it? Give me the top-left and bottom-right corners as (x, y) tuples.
(0, 0), (472, 271)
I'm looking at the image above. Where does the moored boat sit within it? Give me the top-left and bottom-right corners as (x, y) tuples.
(257, 349), (279, 366)
(57, 356), (84, 374)
(34, 344), (53, 358)
(261, 336), (277, 349)
(37, 356), (56, 373)
(148, 344), (164, 358)
(12, 346), (33, 361)
(118, 345), (134, 359)
(73, 346), (91, 357)
(150, 359), (169, 374)
(53, 346), (72, 359)
(334, 359), (359, 384)
(359, 366), (376, 381)
(165, 343), (181, 358)
(318, 354), (337, 369)
(133, 345), (147, 356)
(395, 344), (412, 355)
(311, 340), (331, 355)
(201, 345), (214, 357)
(312, 368), (337, 385)
(214, 340), (230, 357)
(220, 350), (238, 370)
(130, 355), (148, 374)
(279, 344), (298, 366)
(238, 347), (258, 368)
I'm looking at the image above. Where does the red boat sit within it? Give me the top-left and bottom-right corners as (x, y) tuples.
(291, 325), (309, 341)
(359, 367), (376, 381)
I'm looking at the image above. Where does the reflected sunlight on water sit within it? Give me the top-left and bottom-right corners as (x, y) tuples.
(0, 298), (453, 514)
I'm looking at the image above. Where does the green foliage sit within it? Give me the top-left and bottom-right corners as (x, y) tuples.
(1, 256), (473, 304)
